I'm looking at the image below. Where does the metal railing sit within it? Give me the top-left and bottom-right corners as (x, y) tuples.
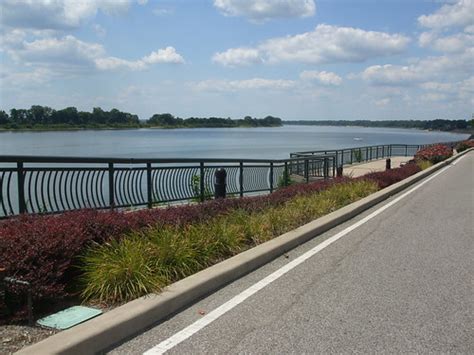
(0, 155), (334, 218)
(290, 142), (461, 168)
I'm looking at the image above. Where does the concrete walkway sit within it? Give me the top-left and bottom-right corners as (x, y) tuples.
(343, 156), (412, 177)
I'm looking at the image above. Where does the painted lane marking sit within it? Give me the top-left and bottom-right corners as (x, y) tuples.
(451, 153), (468, 166)
(144, 162), (456, 355)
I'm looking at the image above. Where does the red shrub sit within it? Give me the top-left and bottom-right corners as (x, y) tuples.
(455, 139), (474, 152)
(361, 163), (421, 189)
(415, 144), (452, 163)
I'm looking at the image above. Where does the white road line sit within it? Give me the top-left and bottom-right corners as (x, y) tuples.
(144, 162), (456, 355)
(451, 153), (468, 165)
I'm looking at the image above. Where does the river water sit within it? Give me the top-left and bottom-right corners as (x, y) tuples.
(0, 125), (468, 159)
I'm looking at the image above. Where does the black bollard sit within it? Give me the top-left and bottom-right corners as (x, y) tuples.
(336, 166), (343, 177)
(386, 158), (391, 170)
(214, 168), (227, 199)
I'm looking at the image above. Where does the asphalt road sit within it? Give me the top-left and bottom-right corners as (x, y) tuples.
(109, 152), (473, 354)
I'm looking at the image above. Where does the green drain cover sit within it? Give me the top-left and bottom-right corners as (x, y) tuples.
(37, 306), (102, 330)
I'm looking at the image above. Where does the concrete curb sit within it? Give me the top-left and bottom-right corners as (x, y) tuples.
(18, 149), (472, 355)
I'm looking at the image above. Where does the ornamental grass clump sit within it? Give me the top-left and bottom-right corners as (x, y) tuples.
(414, 144), (452, 164)
(80, 180), (378, 303)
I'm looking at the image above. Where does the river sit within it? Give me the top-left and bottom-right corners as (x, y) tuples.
(0, 125), (469, 159)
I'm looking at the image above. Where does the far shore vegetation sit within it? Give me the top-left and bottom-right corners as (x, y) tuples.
(0, 106), (282, 131)
(0, 105), (472, 133)
(284, 119), (473, 132)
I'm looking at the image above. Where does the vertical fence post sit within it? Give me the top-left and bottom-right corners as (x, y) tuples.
(382, 145), (385, 158)
(239, 162), (244, 197)
(304, 159), (309, 183)
(146, 163), (152, 209)
(350, 149), (353, 164)
(269, 162), (274, 193)
(370, 147), (373, 160)
(332, 156), (336, 177)
(200, 162), (205, 202)
(405, 145), (408, 156)
(284, 162), (288, 186)
(108, 163), (115, 209)
(323, 158), (329, 180)
(17, 162), (26, 214)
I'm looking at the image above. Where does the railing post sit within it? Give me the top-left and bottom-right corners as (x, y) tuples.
(17, 162), (26, 214)
(405, 145), (408, 156)
(323, 158), (329, 180)
(370, 147), (373, 160)
(332, 156), (336, 177)
(382, 145), (385, 158)
(284, 162), (289, 186)
(200, 162), (205, 202)
(269, 162), (274, 193)
(304, 159), (309, 183)
(350, 149), (353, 164)
(108, 163), (115, 209)
(239, 162), (244, 197)
(146, 163), (152, 209)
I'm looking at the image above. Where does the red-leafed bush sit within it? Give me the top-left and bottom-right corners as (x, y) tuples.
(414, 144), (453, 164)
(455, 139), (474, 152)
(361, 162), (421, 189)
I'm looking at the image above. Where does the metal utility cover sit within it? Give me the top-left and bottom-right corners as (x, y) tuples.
(37, 306), (102, 330)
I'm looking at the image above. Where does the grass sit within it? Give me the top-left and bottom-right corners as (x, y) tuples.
(416, 160), (433, 170)
(80, 180), (378, 304)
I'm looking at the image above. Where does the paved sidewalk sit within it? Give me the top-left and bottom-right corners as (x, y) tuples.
(343, 156), (412, 177)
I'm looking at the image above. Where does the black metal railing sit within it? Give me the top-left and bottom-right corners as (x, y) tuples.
(0, 155), (334, 218)
(290, 141), (461, 168)
(0, 141), (463, 218)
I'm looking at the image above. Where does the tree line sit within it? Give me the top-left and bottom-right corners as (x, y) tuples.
(283, 119), (472, 131)
(0, 106), (282, 129)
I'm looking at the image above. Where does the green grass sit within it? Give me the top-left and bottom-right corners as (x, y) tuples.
(416, 160), (433, 170)
(79, 180), (378, 304)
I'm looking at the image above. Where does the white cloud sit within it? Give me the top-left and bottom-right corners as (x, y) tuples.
(213, 24), (410, 66)
(420, 93), (447, 102)
(418, 0), (474, 30)
(299, 70), (342, 85)
(92, 24), (107, 37)
(360, 46), (474, 86)
(419, 31), (474, 53)
(0, 0), (146, 30)
(96, 47), (185, 70)
(5, 35), (184, 73)
(191, 78), (296, 92)
(375, 98), (391, 107)
(361, 64), (424, 86)
(213, 0), (315, 22)
(212, 47), (262, 66)
(152, 7), (173, 16)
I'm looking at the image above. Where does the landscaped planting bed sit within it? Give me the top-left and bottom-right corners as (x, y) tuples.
(1, 161), (429, 321)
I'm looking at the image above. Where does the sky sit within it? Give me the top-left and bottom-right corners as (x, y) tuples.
(0, 0), (473, 121)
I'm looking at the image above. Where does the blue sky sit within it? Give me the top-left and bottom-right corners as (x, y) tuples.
(0, 0), (473, 120)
